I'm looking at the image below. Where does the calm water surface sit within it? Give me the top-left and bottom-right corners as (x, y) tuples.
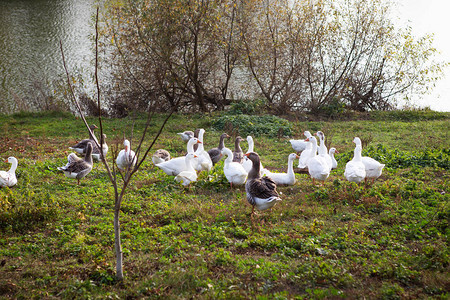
(1, 0), (448, 113)
(0, 0), (95, 113)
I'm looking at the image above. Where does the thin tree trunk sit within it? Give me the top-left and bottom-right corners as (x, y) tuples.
(114, 205), (123, 281)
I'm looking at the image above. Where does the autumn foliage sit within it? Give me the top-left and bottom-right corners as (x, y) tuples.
(99, 0), (445, 114)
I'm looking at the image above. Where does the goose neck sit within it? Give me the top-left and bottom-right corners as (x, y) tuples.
(287, 156), (294, 175)
(353, 146), (362, 161)
(85, 146), (93, 164)
(309, 138), (318, 158)
(218, 135), (226, 150)
(248, 158), (261, 180)
(9, 159), (18, 173)
(198, 130), (205, 143)
(223, 148), (233, 164)
(187, 139), (196, 154)
(234, 139), (242, 152)
(247, 140), (254, 153)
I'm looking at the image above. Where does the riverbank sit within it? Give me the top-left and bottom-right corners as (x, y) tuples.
(0, 111), (448, 298)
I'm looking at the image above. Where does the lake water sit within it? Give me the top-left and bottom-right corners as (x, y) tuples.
(0, 0), (95, 113)
(1, 0), (448, 113)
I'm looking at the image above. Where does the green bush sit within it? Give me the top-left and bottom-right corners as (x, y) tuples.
(339, 144), (450, 170)
(211, 114), (292, 137)
(227, 99), (266, 115)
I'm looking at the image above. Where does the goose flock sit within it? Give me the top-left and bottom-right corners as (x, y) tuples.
(0, 126), (385, 217)
(154, 128), (385, 215)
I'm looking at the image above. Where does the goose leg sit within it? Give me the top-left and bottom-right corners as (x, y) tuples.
(250, 206), (255, 227)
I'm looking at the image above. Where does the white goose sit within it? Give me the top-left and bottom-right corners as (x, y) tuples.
(305, 136), (330, 185)
(242, 136), (264, 174)
(329, 147), (339, 170)
(290, 136), (308, 153)
(155, 138), (200, 176)
(175, 153), (198, 186)
(353, 137), (385, 183)
(116, 139), (137, 171)
(0, 157), (18, 187)
(344, 137), (366, 183)
(222, 147), (248, 187)
(315, 131), (332, 171)
(194, 129), (213, 172)
(298, 131), (315, 168)
(262, 153), (299, 186)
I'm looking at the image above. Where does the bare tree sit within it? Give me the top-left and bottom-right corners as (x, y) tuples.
(61, 8), (175, 281)
(101, 0), (242, 113)
(295, 0), (443, 112)
(98, 0), (444, 114)
(238, 0), (444, 113)
(239, 0), (309, 113)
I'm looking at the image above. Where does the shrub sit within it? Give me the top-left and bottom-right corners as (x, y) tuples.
(211, 114), (292, 137)
(227, 99), (266, 115)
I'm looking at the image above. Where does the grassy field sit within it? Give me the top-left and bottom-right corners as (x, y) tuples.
(0, 110), (448, 299)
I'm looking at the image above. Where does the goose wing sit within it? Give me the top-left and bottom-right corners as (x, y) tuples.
(247, 176), (279, 200)
(68, 153), (82, 164)
(70, 139), (92, 151)
(207, 148), (221, 164)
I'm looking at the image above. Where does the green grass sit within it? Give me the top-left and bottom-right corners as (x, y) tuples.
(0, 111), (448, 299)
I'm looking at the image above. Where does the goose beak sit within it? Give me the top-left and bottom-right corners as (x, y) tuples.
(244, 153), (250, 157)
(335, 150), (339, 154)
(197, 140), (202, 144)
(296, 155), (300, 159)
(305, 137), (310, 142)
